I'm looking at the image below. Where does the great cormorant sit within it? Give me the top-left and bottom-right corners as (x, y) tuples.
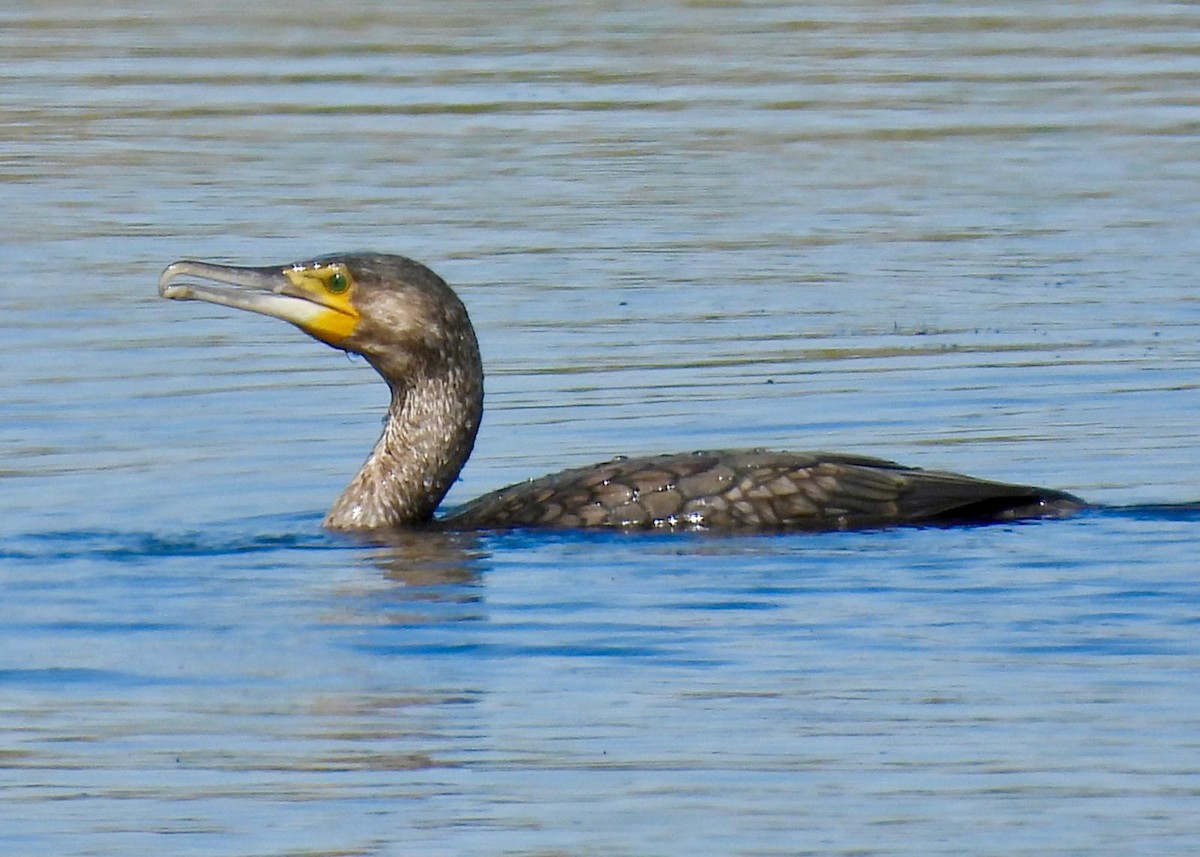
(158, 253), (1083, 531)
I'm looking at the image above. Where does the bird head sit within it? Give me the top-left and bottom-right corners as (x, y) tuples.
(158, 252), (479, 385)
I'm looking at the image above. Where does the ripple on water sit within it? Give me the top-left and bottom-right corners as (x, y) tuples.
(4, 1), (1200, 854)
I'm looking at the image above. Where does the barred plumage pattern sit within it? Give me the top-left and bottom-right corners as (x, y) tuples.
(448, 449), (1083, 531)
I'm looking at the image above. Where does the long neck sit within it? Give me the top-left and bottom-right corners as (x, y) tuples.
(323, 357), (483, 530)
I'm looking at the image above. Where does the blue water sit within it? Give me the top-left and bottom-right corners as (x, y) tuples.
(4, 510), (1200, 855)
(4, 1), (1200, 854)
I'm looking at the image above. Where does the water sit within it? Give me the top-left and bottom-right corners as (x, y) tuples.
(3, 1), (1200, 854)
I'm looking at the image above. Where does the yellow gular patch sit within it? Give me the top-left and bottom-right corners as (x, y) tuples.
(283, 264), (361, 344)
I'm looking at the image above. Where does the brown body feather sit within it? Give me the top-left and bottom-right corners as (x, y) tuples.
(448, 449), (1083, 531)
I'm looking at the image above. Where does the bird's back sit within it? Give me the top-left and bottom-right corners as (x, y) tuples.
(444, 449), (1084, 531)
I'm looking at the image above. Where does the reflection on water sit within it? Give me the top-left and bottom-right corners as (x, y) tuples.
(4, 0), (1200, 854)
(6, 514), (1200, 855)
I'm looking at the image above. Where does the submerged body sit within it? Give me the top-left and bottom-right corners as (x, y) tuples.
(158, 252), (1084, 532)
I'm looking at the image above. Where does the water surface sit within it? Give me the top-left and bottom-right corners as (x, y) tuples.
(3, 2), (1200, 854)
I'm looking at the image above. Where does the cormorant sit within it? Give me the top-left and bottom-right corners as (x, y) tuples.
(158, 252), (1084, 531)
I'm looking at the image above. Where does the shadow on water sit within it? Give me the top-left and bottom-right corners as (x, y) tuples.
(4, 500), (1200, 568)
(1104, 501), (1200, 522)
(0, 513), (333, 564)
(0, 513), (487, 578)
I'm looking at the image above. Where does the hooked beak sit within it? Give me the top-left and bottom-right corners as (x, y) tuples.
(158, 259), (360, 345)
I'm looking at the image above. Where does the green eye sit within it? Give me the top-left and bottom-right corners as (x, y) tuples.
(327, 271), (349, 293)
